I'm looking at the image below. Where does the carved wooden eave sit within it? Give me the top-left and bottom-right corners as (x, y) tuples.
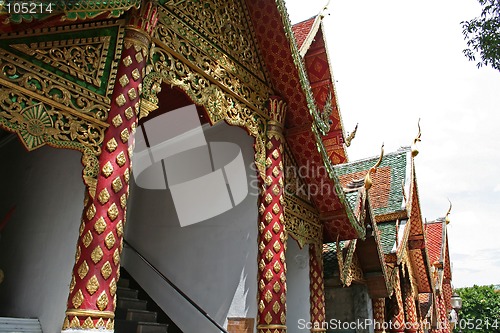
(0, 1), (141, 29)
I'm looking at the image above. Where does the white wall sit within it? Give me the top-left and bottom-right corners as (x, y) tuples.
(0, 135), (84, 333)
(123, 122), (258, 333)
(286, 238), (310, 333)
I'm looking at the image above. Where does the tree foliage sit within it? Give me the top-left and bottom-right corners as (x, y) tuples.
(461, 0), (500, 71)
(454, 285), (500, 333)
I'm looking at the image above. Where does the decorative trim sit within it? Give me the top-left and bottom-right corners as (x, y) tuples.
(65, 309), (114, 319)
(143, 44), (267, 178)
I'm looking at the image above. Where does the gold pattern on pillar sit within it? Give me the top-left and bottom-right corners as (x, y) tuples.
(309, 244), (325, 333)
(388, 269), (405, 333)
(257, 97), (287, 333)
(373, 298), (386, 333)
(62, 4), (158, 331)
(402, 277), (418, 333)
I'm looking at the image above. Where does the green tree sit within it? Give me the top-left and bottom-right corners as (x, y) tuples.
(461, 0), (500, 71)
(454, 285), (500, 333)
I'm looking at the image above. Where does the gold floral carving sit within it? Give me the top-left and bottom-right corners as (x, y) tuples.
(86, 275), (100, 295)
(11, 36), (112, 88)
(284, 195), (321, 248)
(0, 21), (125, 197)
(96, 291), (109, 311)
(143, 44), (267, 177)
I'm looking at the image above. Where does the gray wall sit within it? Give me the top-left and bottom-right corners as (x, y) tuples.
(123, 122), (258, 333)
(325, 284), (374, 333)
(0, 135), (84, 333)
(286, 239), (310, 333)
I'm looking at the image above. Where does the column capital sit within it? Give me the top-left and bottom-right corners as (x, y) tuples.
(268, 96), (287, 131)
(125, 1), (159, 49)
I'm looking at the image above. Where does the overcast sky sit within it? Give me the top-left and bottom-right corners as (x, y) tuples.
(285, 0), (500, 288)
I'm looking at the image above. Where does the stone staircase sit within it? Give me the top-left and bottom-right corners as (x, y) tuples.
(115, 269), (182, 333)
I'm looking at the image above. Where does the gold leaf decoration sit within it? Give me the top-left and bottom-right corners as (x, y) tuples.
(101, 261), (112, 280)
(72, 289), (84, 308)
(98, 188), (110, 205)
(97, 291), (109, 311)
(94, 217), (107, 234)
(105, 232), (116, 250)
(78, 261), (89, 279)
(91, 245), (104, 264)
(86, 275), (100, 295)
(107, 203), (119, 221)
(82, 230), (93, 248)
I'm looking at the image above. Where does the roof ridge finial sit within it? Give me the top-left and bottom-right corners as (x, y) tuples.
(364, 143), (384, 190)
(411, 118), (422, 157)
(345, 123), (358, 147)
(445, 199), (452, 224)
(319, 0), (331, 19)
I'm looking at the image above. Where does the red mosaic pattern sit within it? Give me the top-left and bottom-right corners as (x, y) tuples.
(402, 277), (418, 333)
(442, 282), (453, 312)
(309, 245), (326, 332)
(409, 249), (431, 293)
(245, 0), (308, 128)
(291, 16), (315, 49)
(425, 222), (443, 265)
(388, 270), (405, 333)
(372, 298), (386, 333)
(431, 292), (450, 333)
(63, 39), (146, 329)
(409, 178), (424, 237)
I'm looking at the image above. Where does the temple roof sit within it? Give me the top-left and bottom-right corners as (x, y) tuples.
(334, 147), (412, 220)
(292, 16), (317, 50)
(425, 220), (445, 265)
(378, 221), (398, 254)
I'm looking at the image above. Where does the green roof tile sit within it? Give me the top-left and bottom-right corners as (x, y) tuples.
(377, 221), (397, 254)
(334, 147), (411, 217)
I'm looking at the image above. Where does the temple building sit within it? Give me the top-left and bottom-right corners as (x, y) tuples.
(0, 1), (455, 333)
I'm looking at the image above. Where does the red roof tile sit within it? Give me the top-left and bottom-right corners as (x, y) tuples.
(425, 221), (443, 265)
(292, 16), (316, 49)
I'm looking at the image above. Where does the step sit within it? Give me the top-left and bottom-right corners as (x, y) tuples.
(117, 278), (131, 288)
(126, 310), (157, 322)
(0, 317), (42, 332)
(137, 322), (169, 333)
(115, 319), (137, 333)
(117, 297), (148, 310)
(117, 286), (139, 299)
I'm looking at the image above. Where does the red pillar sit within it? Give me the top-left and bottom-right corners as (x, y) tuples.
(373, 298), (387, 333)
(309, 244), (325, 333)
(62, 3), (158, 331)
(388, 269), (406, 333)
(257, 97), (287, 333)
(401, 276), (418, 333)
(430, 292), (450, 333)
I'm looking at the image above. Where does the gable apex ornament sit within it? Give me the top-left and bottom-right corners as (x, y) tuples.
(411, 118), (421, 157)
(364, 143), (384, 191)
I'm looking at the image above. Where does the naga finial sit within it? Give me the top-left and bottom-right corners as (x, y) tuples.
(445, 199), (452, 224)
(345, 123), (358, 147)
(411, 118), (422, 157)
(364, 143), (384, 190)
(313, 90), (334, 135)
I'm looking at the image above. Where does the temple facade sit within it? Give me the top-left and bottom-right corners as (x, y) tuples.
(0, 1), (455, 333)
